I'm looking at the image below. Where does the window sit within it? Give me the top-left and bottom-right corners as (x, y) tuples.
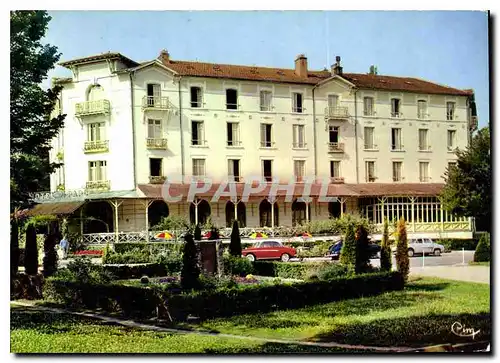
(330, 160), (341, 178)
(146, 84), (161, 106)
(87, 123), (105, 141)
(192, 159), (206, 177)
(365, 161), (376, 182)
(149, 158), (162, 177)
(392, 161), (402, 182)
(294, 160), (305, 182)
(191, 121), (204, 146)
(328, 95), (339, 108)
(226, 89), (238, 110)
(293, 125), (305, 148)
(88, 161), (106, 181)
(363, 97), (374, 116)
(391, 98), (401, 118)
(419, 162), (429, 182)
(190, 87), (202, 108)
(418, 129), (429, 151)
(262, 160), (272, 181)
(391, 128), (402, 150)
(447, 130), (456, 150)
(260, 90), (272, 111)
(446, 102), (456, 120)
(228, 159), (241, 182)
(260, 124), (273, 147)
(226, 122), (240, 146)
(329, 126), (339, 143)
(292, 93), (303, 113)
(364, 127), (375, 149)
(147, 119), (162, 139)
(417, 100), (427, 119)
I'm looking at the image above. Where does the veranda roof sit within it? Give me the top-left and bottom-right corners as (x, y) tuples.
(26, 201), (85, 216)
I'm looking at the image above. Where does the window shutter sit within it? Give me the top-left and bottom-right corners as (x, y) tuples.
(293, 125), (297, 145)
(260, 124), (266, 144)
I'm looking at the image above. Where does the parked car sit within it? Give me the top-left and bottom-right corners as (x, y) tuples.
(242, 240), (297, 262)
(327, 240), (381, 260)
(391, 237), (444, 257)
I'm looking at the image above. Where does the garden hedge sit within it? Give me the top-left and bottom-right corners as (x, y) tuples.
(113, 242), (183, 254)
(45, 271), (404, 321)
(102, 260), (181, 280)
(252, 261), (327, 280)
(438, 239), (479, 251)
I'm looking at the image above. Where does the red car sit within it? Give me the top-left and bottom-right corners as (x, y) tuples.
(242, 240), (297, 262)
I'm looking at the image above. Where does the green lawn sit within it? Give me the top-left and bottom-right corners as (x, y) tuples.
(11, 277), (490, 353)
(183, 277), (491, 348)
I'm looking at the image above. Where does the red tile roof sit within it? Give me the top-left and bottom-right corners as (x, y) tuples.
(137, 183), (443, 201)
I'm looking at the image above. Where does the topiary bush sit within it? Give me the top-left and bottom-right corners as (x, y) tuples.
(316, 263), (350, 281)
(194, 224), (202, 241)
(11, 218), (20, 277)
(222, 255), (253, 276)
(380, 218), (392, 272)
(395, 218), (410, 282)
(42, 233), (58, 277)
(24, 225), (38, 275)
(340, 223), (356, 271)
(473, 234), (490, 262)
(354, 225), (371, 274)
(229, 220), (242, 257)
(181, 233), (201, 290)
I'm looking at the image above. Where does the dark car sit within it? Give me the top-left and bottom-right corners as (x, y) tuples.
(327, 241), (381, 260)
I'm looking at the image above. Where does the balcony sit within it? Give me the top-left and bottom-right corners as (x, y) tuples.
(228, 175), (243, 183)
(327, 142), (344, 153)
(84, 140), (109, 154)
(330, 177), (345, 184)
(324, 107), (349, 120)
(149, 176), (166, 184)
(86, 180), (110, 191)
(146, 138), (168, 150)
(142, 96), (170, 110)
(75, 100), (110, 117)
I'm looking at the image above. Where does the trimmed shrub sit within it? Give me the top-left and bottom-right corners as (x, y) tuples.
(24, 225), (38, 275)
(102, 248), (150, 264)
(252, 261), (327, 280)
(474, 234), (490, 262)
(439, 239), (479, 251)
(113, 242), (182, 255)
(229, 220), (242, 257)
(316, 263), (350, 281)
(43, 233), (58, 277)
(340, 224), (356, 270)
(295, 241), (332, 258)
(11, 218), (20, 277)
(56, 257), (113, 285)
(223, 255), (254, 276)
(102, 262), (179, 280)
(380, 219), (392, 272)
(181, 234), (201, 290)
(194, 225), (202, 241)
(355, 225), (371, 274)
(395, 218), (410, 282)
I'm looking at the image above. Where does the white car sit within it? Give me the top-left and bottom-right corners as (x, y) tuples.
(392, 238), (444, 257)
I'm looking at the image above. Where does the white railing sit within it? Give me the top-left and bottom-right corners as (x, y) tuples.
(84, 140), (109, 153)
(327, 142), (344, 152)
(146, 138), (168, 149)
(142, 96), (170, 110)
(149, 176), (166, 184)
(330, 177), (345, 183)
(75, 100), (110, 116)
(325, 107), (349, 119)
(86, 180), (110, 191)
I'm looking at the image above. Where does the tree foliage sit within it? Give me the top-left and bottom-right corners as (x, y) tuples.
(380, 218), (392, 272)
(229, 220), (242, 257)
(194, 224), (202, 241)
(395, 218), (409, 282)
(11, 218), (20, 277)
(339, 223), (356, 270)
(10, 11), (65, 211)
(24, 225), (38, 275)
(354, 225), (371, 274)
(441, 127), (491, 232)
(42, 233), (58, 277)
(181, 233), (200, 290)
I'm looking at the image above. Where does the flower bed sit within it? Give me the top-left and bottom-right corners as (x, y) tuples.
(73, 250), (103, 256)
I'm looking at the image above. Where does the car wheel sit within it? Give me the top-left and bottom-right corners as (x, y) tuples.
(246, 254), (256, 262)
(433, 249), (441, 257)
(408, 248), (415, 257)
(280, 253), (290, 262)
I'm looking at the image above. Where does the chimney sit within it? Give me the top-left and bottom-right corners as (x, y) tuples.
(331, 55), (343, 76)
(159, 49), (170, 64)
(294, 54), (308, 77)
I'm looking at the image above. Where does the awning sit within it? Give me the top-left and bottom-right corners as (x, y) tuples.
(27, 201), (85, 216)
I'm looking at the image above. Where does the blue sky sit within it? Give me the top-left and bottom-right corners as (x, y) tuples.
(43, 10), (489, 128)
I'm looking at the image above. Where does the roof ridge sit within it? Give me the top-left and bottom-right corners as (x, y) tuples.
(167, 59), (327, 73)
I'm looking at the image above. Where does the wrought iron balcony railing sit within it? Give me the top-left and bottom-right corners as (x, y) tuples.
(142, 96), (170, 110)
(330, 177), (345, 184)
(75, 99), (111, 116)
(327, 142), (345, 153)
(84, 140), (109, 153)
(86, 180), (110, 191)
(146, 138), (168, 149)
(324, 106), (349, 119)
(149, 176), (166, 184)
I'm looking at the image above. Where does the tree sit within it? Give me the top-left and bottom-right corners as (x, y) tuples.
(441, 127), (491, 232)
(11, 217), (20, 277)
(181, 233), (200, 290)
(42, 233), (58, 277)
(354, 225), (371, 274)
(194, 224), (202, 241)
(395, 218), (409, 281)
(474, 233), (490, 262)
(24, 225), (38, 275)
(10, 11), (65, 212)
(339, 223), (356, 270)
(229, 220), (242, 257)
(379, 219), (392, 272)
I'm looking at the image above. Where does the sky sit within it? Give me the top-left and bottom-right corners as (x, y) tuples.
(43, 10), (489, 128)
